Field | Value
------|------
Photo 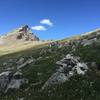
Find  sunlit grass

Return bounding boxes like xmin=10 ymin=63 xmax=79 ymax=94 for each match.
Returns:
xmin=0 ymin=41 xmax=50 ymax=56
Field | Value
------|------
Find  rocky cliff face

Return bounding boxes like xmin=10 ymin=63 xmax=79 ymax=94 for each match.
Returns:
xmin=1 ymin=25 xmax=39 ymax=41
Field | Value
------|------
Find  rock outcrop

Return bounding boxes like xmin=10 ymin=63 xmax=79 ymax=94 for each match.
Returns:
xmin=0 ymin=71 xmax=13 ymax=93
xmin=0 ymin=56 xmax=36 ymax=93
xmin=17 ymin=57 xmax=35 ymax=69
xmin=41 ymin=54 xmax=88 ymax=90
xmin=2 ymin=25 xmax=39 ymax=41
xmin=0 ymin=70 xmax=28 ymax=93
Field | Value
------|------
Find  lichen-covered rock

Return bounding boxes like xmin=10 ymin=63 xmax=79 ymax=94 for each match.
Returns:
xmin=13 ymin=71 xmax=23 ymax=79
xmin=17 ymin=58 xmax=35 ymax=69
xmin=41 ymin=54 xmax=88 ymax=90
xmin=0 ymin=69 xmax=28 ymax=93
xmin=41 ymin=72 xmax=68 ymax=90
xmin=5 ymin=79 xmax=28 ymax=92
xmin=17 ymin=57 xmax=25 ymax=65
xmin=0 ymin=71 xmax=13 ymax=92
xmin=75 ymin=63 xmax=88 ymax=75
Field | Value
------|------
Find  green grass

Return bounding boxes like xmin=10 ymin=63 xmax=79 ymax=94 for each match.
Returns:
xmin=0 ymin=41 xmax=100 ymax=100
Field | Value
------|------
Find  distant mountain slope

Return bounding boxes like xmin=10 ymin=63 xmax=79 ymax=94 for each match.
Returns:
xmin=0 ymin=25 xmax=50 ymax=56
xmin=0 ymin=25 xmax=39 ymax=41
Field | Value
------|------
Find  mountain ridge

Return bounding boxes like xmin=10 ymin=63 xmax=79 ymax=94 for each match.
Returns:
xmin=0 ymin=25 xmax=39 ymax=41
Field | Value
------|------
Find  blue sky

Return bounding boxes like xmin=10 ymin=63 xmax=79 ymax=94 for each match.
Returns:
xmin=0 ymin=0 xmax=100 ymax=40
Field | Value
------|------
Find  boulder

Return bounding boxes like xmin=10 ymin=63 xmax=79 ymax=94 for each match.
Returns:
xmin=0 ymin=70 xmax=28 ymax=93
xmin=41 ymin=72 xmax=68 ymax=90
xmin=75 ymin=63 xmax=88 ymax=75
xmin=0 ymin=71 xmax=13 ymax=92
xmin=17 ymin=57 xmax=25 ymax=65
xmin=5 ymin=79 xmax=28 ymax=92
xmin=41 ymin=54 xmax=88 ymax=90
xmin=13 ymin=71 xmax=23 ymax=79
xmin=17 ymin=58 xmax=35 ymax=69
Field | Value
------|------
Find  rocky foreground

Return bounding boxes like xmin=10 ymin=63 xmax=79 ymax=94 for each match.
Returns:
xmin=0 ymin=54 xmax=88 ymax=93
xmin=41 ymin=54 xmax=88 ymax=90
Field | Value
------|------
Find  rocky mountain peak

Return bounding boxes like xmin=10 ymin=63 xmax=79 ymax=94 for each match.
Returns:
xmin=2 ymin=25 xmax=39 ymax=41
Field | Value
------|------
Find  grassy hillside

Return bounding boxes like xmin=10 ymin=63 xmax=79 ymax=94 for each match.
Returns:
xmin=0 ymin=41 xmax=50 ymax=56
xmin=0 ymin=40 xmax=100 ymax=100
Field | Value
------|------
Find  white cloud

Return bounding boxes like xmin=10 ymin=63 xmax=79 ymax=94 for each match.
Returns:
xmin=40 ymin=19 xmax=53 ymax=26
xmin=31 ymin=25 xmax=46 ymax=31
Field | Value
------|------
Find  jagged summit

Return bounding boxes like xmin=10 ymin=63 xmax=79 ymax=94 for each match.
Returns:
xmin=2 ymin=25 xmax=39 ymax=41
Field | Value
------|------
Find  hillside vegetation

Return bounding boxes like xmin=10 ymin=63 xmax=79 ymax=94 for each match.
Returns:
xmin=0 ymin=28 xmax=100 ymax=100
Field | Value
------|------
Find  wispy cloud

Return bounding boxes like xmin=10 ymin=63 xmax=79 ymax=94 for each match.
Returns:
xmin=40 ymin=19 xmax=53 ymax=26
xmin=31 ymin=25 xmax=46 ymax=31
